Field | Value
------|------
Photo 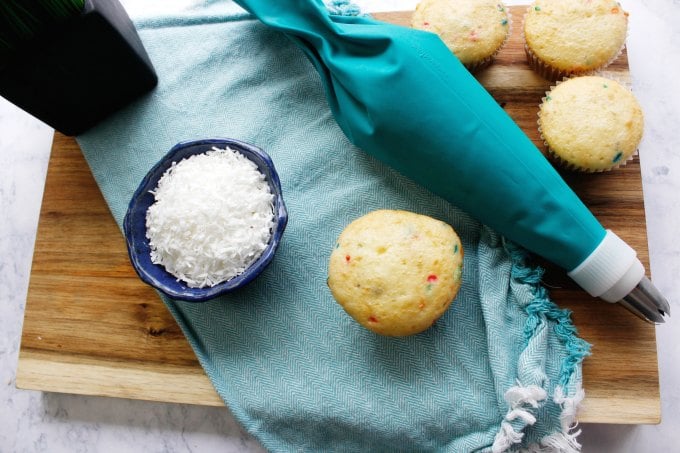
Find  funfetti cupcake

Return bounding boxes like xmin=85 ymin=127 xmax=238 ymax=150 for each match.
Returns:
xmin=328 ymin=210 xmax=464 ymax=337
xmin=523 ymin=0 xmax=628 ymax=81
xmin=412 ymin=0 xmax=510 ymax=72
xmin=538 ymin=76 xmax=644 ymax=172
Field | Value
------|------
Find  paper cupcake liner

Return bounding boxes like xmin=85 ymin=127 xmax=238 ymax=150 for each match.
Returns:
xmin=465 ymin=54 xmax=496 ymax=72
xmin=523 ymin=45 xmax=592 ymax=82
xmin=543 ymin=143 xmax=639 ymax=174
xmin=465 ymin=2 xmax=512 ymax=73
xmin=536 ymin=75 xmax=640 ymax=173
xmin=521 ymin=5 xmax=628 ymax=82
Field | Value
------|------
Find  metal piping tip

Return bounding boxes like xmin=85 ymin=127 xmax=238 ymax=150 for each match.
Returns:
xmin=618 ymin=276 xmax=671 ymax=324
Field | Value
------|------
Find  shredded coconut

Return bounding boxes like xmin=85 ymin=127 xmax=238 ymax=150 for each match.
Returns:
xmin=145 ymin=146 xmax=275 ymax=288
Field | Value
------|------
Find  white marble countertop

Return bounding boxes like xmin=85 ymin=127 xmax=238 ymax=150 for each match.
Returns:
xmin=1 ymin=0 xmax=679 ymax=451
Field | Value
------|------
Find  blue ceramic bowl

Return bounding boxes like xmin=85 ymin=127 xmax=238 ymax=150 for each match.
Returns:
xmin=123 ymin=138 xmax=288 ymax=302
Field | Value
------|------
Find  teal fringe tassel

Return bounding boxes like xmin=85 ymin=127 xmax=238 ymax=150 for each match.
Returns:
xmin=506 ymin=241 xmax=592 ymax=388
xmin=326 ymin=0 xmax=363 ymax=16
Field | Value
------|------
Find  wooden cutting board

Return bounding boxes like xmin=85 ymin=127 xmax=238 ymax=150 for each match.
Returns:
xmin=17 ymin=8 xmax=660 ymax=424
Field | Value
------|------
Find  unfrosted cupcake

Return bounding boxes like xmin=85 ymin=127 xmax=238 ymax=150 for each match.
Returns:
xmin=538 ymin=76 xmax=643 ymax=172
xmin=328 ymin=210 xmax=463 ymax=337
xmin=524 ymin=0 xmax=628 ymax=81
xmin=412 ymin=0 xmax=510 ymax=71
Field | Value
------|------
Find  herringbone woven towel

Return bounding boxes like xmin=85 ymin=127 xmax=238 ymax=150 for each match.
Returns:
xmin=77 ymin=2 xmax=590 ymax=451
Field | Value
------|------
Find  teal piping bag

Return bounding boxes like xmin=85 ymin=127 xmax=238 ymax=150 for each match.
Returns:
xmin=233 ymin=0 xmax=670 ymax=323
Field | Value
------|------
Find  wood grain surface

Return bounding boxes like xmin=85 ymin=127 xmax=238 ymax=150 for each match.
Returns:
xmin=17 ymin=8 xmax=660 ymax=424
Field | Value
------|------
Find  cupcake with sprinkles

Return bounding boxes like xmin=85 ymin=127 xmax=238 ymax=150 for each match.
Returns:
xmin=538 ymin=76 xmax=644 ymax=172
xmin=523 ymin=0 xmax=628 ymax=81
xmin=328 ymin=210 xmax=464 ymax=337
xmin=412 ymin=0 xmax=510 ymax=72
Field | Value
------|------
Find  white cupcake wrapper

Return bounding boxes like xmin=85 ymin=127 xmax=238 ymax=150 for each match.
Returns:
xmin=521 ymin=4 xmax=628 ymax=82
xmin=542 ymin=142 xmax=639 ymax=174
xmin=537 ymin=74 xmax=640 ymax=173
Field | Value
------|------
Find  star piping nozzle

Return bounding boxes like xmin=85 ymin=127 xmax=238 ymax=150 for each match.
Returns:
xmin=619 ymin=276 xmax=671 ymax=324
xmin=569 ymin=230 xmax=670 ymax=323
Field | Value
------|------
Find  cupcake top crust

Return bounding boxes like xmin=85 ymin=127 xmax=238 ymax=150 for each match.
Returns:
xmin=328 ymin=210 xmax=463 ymax=336
xmin=538 ymin=76 xmax=644 ymax=172
xmin=524 ymin=0 xmax=628 ymax=73
xmin=412 ymin=0 xmax=509 ymax=67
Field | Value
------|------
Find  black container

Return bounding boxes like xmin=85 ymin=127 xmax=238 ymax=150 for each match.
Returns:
xmin=0 ymin=0 xmax=158 ymax=136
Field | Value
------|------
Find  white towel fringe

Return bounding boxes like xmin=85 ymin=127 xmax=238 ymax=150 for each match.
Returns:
xmin=519 ymin=384 xmax=586 ymax=453
xmin=492 ymin=384 xmax=585 ymax=453
xmin=492 ymin=384 xmax=547 ymax=453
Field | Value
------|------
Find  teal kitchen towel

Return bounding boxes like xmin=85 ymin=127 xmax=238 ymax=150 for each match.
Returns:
xmin=77 ymin=2 xmax=590 ymax=451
